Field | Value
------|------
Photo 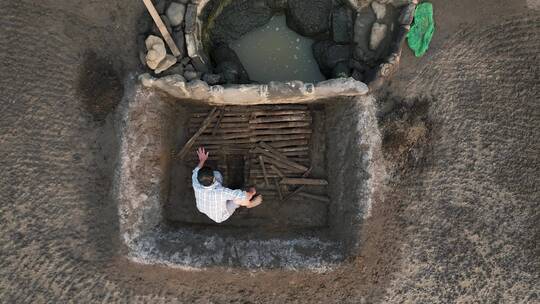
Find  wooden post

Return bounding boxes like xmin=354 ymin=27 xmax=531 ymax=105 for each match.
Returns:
xmin=142 ymin=0 xmax=182 ymax=57
xmin=280 ymin=178 xmax=328 ymax=186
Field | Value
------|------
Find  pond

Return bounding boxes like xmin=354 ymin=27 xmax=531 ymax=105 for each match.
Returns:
xmin=230 ymin=15 xmax=325 ymax=84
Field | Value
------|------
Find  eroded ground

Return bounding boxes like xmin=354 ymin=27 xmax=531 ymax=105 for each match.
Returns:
xmin=1 ymin=0 xmax=538 ymax=303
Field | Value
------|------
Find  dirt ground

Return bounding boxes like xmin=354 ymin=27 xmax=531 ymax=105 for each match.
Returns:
xmin=0 ymin=0 xmax=538 ymax=303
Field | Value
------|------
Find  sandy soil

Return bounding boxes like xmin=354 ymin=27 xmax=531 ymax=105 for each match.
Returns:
xmin=0 ymin=0 xmax=538 ymax=303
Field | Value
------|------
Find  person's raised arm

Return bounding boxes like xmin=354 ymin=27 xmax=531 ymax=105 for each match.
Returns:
xmin=196 ymin=147 xmax=209 ymax=169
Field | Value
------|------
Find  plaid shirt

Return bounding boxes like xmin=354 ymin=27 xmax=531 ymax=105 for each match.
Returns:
xmin=192 ymin=167 xmax=247 ymax=223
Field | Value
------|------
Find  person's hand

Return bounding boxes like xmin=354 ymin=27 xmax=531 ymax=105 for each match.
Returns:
xmin=197 ymin=147 xmax=209 ymax=167
xmin=248 ymin=187 xmax=256 ymax=195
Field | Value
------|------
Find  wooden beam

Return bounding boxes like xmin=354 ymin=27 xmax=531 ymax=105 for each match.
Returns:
xmin=259 ymin=155 xmax=269 ymax=187
xmin=177 ymin=107 xmax=219 ymax=159
xmin=280 ymin=178 xmax=328 ymax=186
xmin=257 ymin=143 xmax=309 ymax=171
xmin=142 ymin=0 xmax=182 ymax=57
xmin=274 ymin=178 xmax=283 ymax=201
xmin=211 ymin=109 xmax=225 ymax=136
xmin=297 ymin=192 xmax=331 ymax=203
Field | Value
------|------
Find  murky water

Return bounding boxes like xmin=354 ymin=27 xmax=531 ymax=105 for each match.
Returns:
xmin=231 ymin=15 xmax=325 ymax=83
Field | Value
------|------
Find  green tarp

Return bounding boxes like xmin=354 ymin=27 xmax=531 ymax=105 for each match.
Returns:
xmin=407 ymin=2 xmax=435 ymax=57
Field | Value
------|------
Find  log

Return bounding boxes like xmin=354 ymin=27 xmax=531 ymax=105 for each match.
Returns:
xmin=252 ymin=149 xmax=307 ymax=173
xmin=254 ymin=134 xmax=310 ymax=142
xmin=251 ymin=128 xmax=312 ymax=136
xmin=178 ymin=107 xmax=219 ymax=158
xmin=283 ymin=185 xmax=305 ymax=202
xmin=251 ymin=110 xmax=309 ymax=117
xmin=280 ymin=178 xmax=328 ymax=186
xmin=248 ymin=122 xmax=311 ymax=129
xmin=259 ymin=156 xmax=269 ymax=187
xmin=271 ymin=165 xmax=285 ymax=178
xmin=211 ymin=109 xmax=225 ymax=136
xmin=249 ymin=115 xmax=311 ymax=124
xmin=274 ymin=178 xmax=283 ymax=201
xmin=256 ymin=143 xmax=309 ymax=171
xmin=142 ymin=0 xmax=181 ymax=57
xmin=297 ymin=192 xmax=331 ymax=203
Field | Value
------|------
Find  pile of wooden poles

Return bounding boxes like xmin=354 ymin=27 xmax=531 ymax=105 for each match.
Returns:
xmin=179 ymin=105 xmax=329 ymax=203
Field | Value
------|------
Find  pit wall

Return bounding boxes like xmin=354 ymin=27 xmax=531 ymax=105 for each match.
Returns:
xmin=116 ymin=85 xmax=348 ymax=269
xmin=326 ymin=95 xmax=385 ymax=254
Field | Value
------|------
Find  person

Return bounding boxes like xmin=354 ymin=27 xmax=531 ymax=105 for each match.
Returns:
xmin=192 ymin=147 xmax=262 ymax=223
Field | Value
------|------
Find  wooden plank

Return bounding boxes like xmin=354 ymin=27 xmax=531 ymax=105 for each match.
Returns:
xmin=256 ymin=143 xmax=309 ymax=171
xmin=142 ymin=0 xmax=181 ymax=57
xmin=297 ymin=192 xmax=331 ymax=203
xmin=280 ymin=178 xmax=328 ymax=186
xmin=253 ymin=148 xmax=307 ymax=173
xmin=211 ymin=109 xmax=225 ymax=136
xmin=274 ymin=178 xmax=283 ymax=201
xmin=259 ymin=156 xmax=269 ymax=187
xmin=248 ymin=122 xmax=311 ymax=129
xmin=251 ymin=110 xmax=309 ymax=117
xmin=271 ymin=165 xmax=285 ymax=178
xmin=249 ymin=115 xmax=311 ymax=124
xmin=177 ymin=107 xmax=219 ymax=159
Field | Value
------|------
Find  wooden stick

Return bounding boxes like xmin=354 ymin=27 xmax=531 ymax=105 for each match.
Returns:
xmin=251 ymin=128 xmax=312 ymax=136
xmin=249 ymin=115 xmax=311 ymax=124
xmin=251 ymin=110 xmax=309 ymax=116
xmin=142 ymin=0 xmax=181 ymax=57
xmin=280 ymin=178 xmax=328 ymax=186
xmin=257 ymin=143 xmax=309 ymax=171
xmin=271 ymin=165 xmax=285 ymax=178
xmin=274 ymin=178 xmax=283 ymax=201
xmin=259 ymin=156 xmax=269 ymax=187
xmin=253 ymin=151 xmax=306 ymax=173
xmin=283 ymin=186 xmax=305 ymax=202
xmin=211 ymin=109 xmax=225 ymax=136
xmin=297 ymin=192 xmax=331 ymax=203
xmin=177 ymin=107 xmax=219 ymax=159
xmin=248 ymin=122 xmax=311 ymax=129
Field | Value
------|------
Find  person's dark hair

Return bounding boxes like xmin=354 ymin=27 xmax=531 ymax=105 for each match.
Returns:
xmin=197 ymin=166 xmax=215 ymax=186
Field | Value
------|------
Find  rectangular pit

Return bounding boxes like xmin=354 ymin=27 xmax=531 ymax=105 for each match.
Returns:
xmin=117 ymin=88 xmax=380 ymax=268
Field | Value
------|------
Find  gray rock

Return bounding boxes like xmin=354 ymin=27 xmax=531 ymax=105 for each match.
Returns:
xmin=154 ymin=0 xmax=167 ymax=14
xmin=177 ymin=0 xmax=190 ymax=4
xmin=351 ymin=69 xmax=364 ymax=81
xmin=266 ymin=0 xmax=288 ymax=10
xmin=180 ymin=57 xmax=191 ymax=65
xmin=154 ymin=54 xmax=177 ymax=74
xmin=286 ymin=0 xmax=332 ymax=38
xmin=184 ymin=64 xmax=195 ymax=71
xmin=211 ymin=44 xmax=250 ymax=83
xmin=184 ymin=4 xmax=198 ymax=34
xmin=325 ymin=44 xmax=352 ymax=68
xmin=353 ymin=6 xmax=376 ymax=48
xmin=162 ymin=63 xmax=184 ymax=76
xmin=190 ymin=54 xmax=210 ymax=73
xmin=332 ymin=61 xmax=351 ymax=78
xmin=332 ymin=6 xmax=353 ymax=43
xmin=371 ymin=1 xmax=387 ymax=20
xmin=207 ymin=0 xmax=273 ymax=45
xmin=172 ymin=29 xmax=186 ymax=58
xmin=166 ymin=2 xmax=186 ymax=27
xmin=145 ymin=35 xmax=167 ymax=70
xmin=369 ymin=22 xmax=387 ymax=50
xmin=184 ymin=70 xmax=201 ymax=81
xmin=312 ymin=40 xmax=335 ymax=77
xmin=202 ymin=73 xmax=224 ymax=85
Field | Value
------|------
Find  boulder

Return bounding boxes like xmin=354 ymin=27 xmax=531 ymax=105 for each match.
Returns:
xmin=353 ymin=6 xmax=376 ymax=48
xmin=312 ymin=40 xmax=335 ymax=76
xmin=154 ymin=54 xmax=177 ymax=74
xmin=145 ymin=35 xmax=167 ymax=70
xmin=371 ymin=1 xmax=387 ymax=20
xmin=211 ymin=44 xmax=250 ymax=83
xmin=398 ymin=3 xmax=416 ymax=25
xmin=202 ymin=73 xmax=224 ymax=85
xmin=162 ymin=63 xmax=184 ymax=76
xmin=332 ymin=6 xmax=353 ymax=43
xmin=369 ymin=22 xmax=387 ymax=50
xmin=325 ymin=44 xmax=352 ymax=68
xmin=332 ymin=61 xmax=351 ymax=78
xmin=184 ymin=4 xmax=198 ymax=34
xmin=266 ymin=0 xmax=288 ymax=10
xmin=166 ymin=2 xmax=186 ymax=27
xmin=172 ymin=29 xmax=186 ymax=58
xmin=154 ymin=0 xmax=167 ymax=14
xmin=207 ymin=0 xmax=273 ymax=45
xmin=286 ymin=0 xmax=332 ymax=38
xmin=184 ymin=70 xmax=202 ymax=81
